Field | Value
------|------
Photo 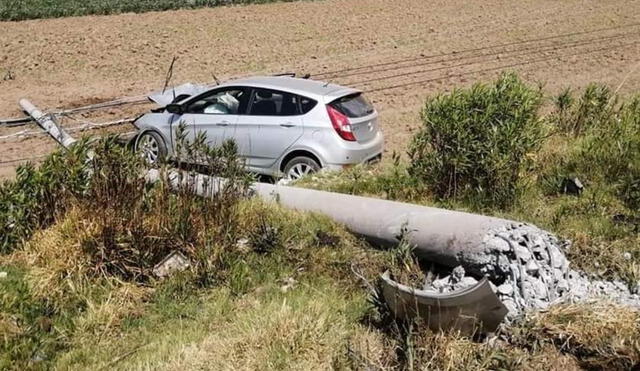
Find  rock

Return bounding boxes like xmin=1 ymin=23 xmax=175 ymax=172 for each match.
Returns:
xmin=532 ymin=279 xmax=548 ymax=298
xmin=497 ymin=283 xmax=513 ymax=296
xmin=0 ymin=271 xmax=7 ymax=279
xmin=562 ymin=177 xmax=584 ymax=196
xmin=525 ymin=260 xmax=539 ymax=276
xmin=623 ymin=252 xmax=632 ymax=260
xmin=490 ymin=237 xmax=511 ymax=252
xmin=280 ymin=277 xmax=297 ymax=293
xmin=549 ymin=247 xmax=566 ymax=268
xmin=556 ymin=279 xmax=569 ymax=293
xmin=502 ymin=299 xmax=518 ymax=314
xmin=514 ymin=245 xmax=532 ymax=263
xmin=458 ymin=276 xmax=479 ymax=289
xmin=152 ymin=251 xmax=190 ymax=278
xmin=430 ymin=277 xmax=450 ymax=292
xmin=553 ymin=269 xmax=565 ymax=282
xmin=451 ymin=266 xmax=466 ymax=282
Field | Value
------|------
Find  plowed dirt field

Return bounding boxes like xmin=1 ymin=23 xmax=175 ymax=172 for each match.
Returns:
xmin=1 ymin=0 xmax=639 ymax=178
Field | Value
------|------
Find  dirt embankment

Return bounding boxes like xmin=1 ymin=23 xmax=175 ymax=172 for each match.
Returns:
xmin=1 ymin=0 xmax=639 ymax=178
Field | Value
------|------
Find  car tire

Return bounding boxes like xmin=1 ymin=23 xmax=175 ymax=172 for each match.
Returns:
xmin=283 ymin=156 xmax=321 ymax=180
xmin=135 ymin=131 xmax=167 ymax=165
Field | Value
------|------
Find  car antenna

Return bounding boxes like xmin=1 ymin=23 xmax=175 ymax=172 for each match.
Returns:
xmin=212 ymin=73 xmax=220 ymax=86
xmin=162 ymin=56 xmax=178 ymax=94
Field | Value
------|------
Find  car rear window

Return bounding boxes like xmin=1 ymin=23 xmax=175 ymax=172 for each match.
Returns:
xmin=330 ymin=93 xmax=374 ymax=118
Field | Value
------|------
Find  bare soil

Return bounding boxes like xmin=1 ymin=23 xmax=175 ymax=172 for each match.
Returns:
xmin=1 ymin=0 xmax=639 ymax=179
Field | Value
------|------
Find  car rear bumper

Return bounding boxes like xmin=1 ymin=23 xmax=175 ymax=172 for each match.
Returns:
xmin=323 ymin=131 xmax=384 ymax=169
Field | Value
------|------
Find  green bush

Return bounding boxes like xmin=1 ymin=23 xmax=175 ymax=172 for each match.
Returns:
xmin=552 ymin=84 xmax=615 ymax=135
xmin=0 ymin=141 xmax=92 ymax=253
xmin=0 ymin=130 xmax=252 ymax=283
xmin=408 ymin=73 xmax=545 ymax=208
xmin=545 ymin=93 xmax=640 ymax=208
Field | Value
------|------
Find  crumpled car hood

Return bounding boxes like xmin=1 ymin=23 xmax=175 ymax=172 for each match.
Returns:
xmin=148 ymin=83 xmax=209 ymax=106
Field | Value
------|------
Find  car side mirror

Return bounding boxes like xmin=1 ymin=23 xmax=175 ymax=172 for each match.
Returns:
xmin=166 ymin=104 xmax=183 ymax=114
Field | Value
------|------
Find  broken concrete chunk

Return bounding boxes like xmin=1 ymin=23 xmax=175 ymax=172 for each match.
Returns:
xmin=490 ymin=236 xmax=511 ymax=252
xmin=451 ymin=266 xmax=466 ymax=283
xmin=514 ymin=245 xmax=532 ymax=263
xmin=497 ymin=283 xmax=514 ymax=296
xmin=525 ymin=260 xmax=539 ymax=275
xmin=153 ymin=251 xmax=190 ymax=278
xmin=556 ymin=279 xmax=569 ymax=293
xmin=380 ymin=271 xmax=507 ymax=335
xmin=459 ymin=276 xmax=479 ymax=288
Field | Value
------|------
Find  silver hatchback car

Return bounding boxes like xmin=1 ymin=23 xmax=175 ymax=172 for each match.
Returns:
xmin=133 ymin=76 xmax=384 ymax=179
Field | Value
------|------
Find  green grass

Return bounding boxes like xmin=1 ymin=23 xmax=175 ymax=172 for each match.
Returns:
xmin=0 ymin=0 xmax=302 ymax=22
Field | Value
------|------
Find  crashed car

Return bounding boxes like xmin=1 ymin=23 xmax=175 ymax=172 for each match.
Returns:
xmin=134 ymin=75 xmax=384 ymax=180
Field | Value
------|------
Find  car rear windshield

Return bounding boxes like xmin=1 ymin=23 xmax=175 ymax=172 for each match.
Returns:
xmin=329 ymin=93 xmax=374 ymax=118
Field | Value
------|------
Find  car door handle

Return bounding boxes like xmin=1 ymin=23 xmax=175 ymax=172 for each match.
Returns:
xmin=217 ymin=121 xmax=230 ymax=127
xmin=280 ymin=123 xmax=296 ymax=128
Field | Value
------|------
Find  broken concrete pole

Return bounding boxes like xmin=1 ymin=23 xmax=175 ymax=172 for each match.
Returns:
xmin=148 ymin=170 xmax=640 ymax=320
xmin=19 ymin=99 xmax=76 ymax=148
xmin=147 ymin=169 xmax=526 ymax=278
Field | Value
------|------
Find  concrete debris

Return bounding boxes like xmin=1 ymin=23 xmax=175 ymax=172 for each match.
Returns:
xmin=152 ymin=251 xmax=190 ymax=278
xmin=382 ymin=271 xmax=507 ymax=335
xmin=423 ymin=224 xmax=640 ymax=321
xmin=280 ymin=277 xmax=297 ymax=293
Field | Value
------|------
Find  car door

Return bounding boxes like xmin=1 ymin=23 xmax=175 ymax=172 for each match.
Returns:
xmin=235 ymin=88 xmax=304 ymax=169
xmin=177 ymin=86 xmax=250 ymax=151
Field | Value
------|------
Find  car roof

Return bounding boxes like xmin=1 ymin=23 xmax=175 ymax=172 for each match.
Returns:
xmin=220 ymin=76 xmax=361 ymax=103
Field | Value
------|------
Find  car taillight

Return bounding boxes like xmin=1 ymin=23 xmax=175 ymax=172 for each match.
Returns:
xmin=326 ymin=105 xmax=356 ymax=141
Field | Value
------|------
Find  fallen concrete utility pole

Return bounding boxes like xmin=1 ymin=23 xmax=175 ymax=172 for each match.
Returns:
xmin=19 ymin=99 xmax=77 ymax=148
xmin=145 ymin=168 xmax=520 ymax=277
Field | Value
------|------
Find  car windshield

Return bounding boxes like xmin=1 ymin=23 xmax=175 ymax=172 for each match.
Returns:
xmin=330 ymin=93 xmax=374 ymax=118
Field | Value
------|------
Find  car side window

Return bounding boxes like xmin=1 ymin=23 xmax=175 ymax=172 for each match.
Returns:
xmin=249 ymin=88 xmax=300 ymax=116
xmin=299 ymin=95 xmax=317 ymax=114
xmin=185 ymin=87 xmax=249 ymax=115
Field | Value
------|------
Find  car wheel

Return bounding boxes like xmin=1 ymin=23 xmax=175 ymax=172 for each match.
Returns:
xmin=135 ymin=131 xmax=167 ymax=165
xmin=284 ymin=156 xmax=320 ymax=180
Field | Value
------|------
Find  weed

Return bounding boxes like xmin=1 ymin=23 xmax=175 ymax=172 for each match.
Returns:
xmin=408 ymin=72 xmax=545 ymax=208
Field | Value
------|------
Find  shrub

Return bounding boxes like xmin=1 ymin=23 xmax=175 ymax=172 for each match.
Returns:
xmin=545 ymin=93 xmax=640 ymax=206
xmin=552 ymin=83 xmax=615 ymax=135
xmin=1 ymin=128 xmax=252 ymax=283
xmin=0 ymin=141 xmax=92 ymax=253
xmin=408 ymin=72 xmax=545 ymax=208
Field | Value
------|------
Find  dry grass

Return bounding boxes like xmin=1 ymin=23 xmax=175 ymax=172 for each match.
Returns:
xmin=516 ymin=302 xmax=640 ymax=370
xmin=162 ymin=285 xmax=365 ymax=370
xmin=2 ymin=208 xmax=93 ymax=305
